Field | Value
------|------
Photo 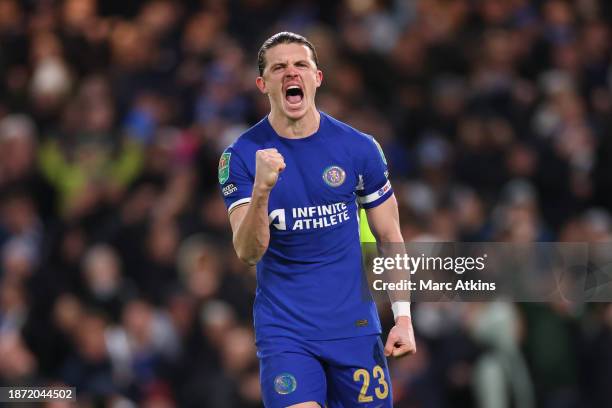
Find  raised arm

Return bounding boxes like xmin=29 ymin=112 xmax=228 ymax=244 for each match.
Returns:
xmin=229 ymin=148 xmax=285 ymax=265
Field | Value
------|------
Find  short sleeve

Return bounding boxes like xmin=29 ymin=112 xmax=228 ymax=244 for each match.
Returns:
xmin=218 ymin=147 xmax=253 ymax=213
xmin=356 ymin=136 xmax=393 ymax=209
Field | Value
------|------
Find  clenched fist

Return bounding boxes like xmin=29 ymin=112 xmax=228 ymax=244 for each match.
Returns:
xmin=255 ymin=148 xmax=286 ymax=191
xmin=384 ymin=316 xmax=417 ymax=358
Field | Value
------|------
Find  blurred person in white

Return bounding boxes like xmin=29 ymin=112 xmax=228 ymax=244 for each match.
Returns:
xmin=81 ymin=244 xmax=136 ymax=322
xmin=467 ymin=302 xmax=534 ymax=408
xmin=28 ymin=29 xmax=73 ymax=126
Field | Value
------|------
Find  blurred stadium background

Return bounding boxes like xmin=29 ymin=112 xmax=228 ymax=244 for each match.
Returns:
xmin=0 ymin=0 xmax=612 ymax=407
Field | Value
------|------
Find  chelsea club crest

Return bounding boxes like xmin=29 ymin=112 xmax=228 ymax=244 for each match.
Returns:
xmin=323 ymin=165 xmax=346 ymax=187
xmin=274 ymin=373 xmax=297 ymax=394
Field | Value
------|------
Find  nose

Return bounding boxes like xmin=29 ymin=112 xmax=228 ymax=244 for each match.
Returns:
xmin=285 ymin=65 xmax=299 ymax=77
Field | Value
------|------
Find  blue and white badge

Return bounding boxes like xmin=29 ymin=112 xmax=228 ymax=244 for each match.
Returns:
xmin=323 ymin=165 xmax=346 ymax=187
xmin=274 ymin=373 xmax=297 ymax=395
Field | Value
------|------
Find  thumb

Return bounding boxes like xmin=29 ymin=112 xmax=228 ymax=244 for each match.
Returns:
xmin=384 ymin=333 xmax=396 ymax=357
xmin=392 ymin=344 xmax=410 ymax=358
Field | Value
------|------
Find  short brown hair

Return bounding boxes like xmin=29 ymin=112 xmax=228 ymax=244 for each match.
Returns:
xmin=257 ymin=32 xmax=319 ymax=76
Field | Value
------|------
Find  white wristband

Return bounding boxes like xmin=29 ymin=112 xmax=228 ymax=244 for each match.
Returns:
xmin=391 ymin=301 xmax=411 ymax=320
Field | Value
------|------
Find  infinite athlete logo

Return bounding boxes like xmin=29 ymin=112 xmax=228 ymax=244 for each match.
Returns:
xmin=323 ymin=165 xmax=346 ymax=187
xmin=274 ymin=373 xmax=297 ymax=395
xmin=269 ymin=203 xmax=350 ymax=231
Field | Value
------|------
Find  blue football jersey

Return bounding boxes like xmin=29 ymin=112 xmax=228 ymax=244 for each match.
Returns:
xmin=219 ymin=112 xmax=393 ymax=342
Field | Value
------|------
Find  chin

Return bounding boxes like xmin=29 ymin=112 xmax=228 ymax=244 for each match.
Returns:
xmin=284 ymin=110 xmax=306 ymax=121
xmin=281 ymin=102 xmax=310 ymax=120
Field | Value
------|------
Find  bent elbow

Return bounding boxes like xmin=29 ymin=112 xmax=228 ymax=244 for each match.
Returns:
xmin=238 ymin=253 xmax=259 ymax=266
xmin=234 ymin=243 xmax=263 ymax=266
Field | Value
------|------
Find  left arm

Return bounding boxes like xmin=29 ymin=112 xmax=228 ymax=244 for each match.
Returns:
xmin=366 ymin=194 xmax=417 ymax=358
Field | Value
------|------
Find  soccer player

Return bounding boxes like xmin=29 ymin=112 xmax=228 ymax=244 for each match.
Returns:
xmin=219 ymin=32 xmax=416 ymax=407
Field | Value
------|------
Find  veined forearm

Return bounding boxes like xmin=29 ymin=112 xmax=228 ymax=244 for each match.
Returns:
xmin=233 ymin=187 xmax=271 ymax=265
xmin=377 ymin=234 xmax=411 ymax=311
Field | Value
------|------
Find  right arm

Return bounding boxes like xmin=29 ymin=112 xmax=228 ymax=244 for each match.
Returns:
xmin=229 ymin=149 xmax=285 ymax=265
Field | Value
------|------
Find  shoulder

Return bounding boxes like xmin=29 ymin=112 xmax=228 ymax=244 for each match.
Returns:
xmin=322 ymin=112 xmax=376 ymax=149
xmin=223 ymin=117 xmax=270 ymax=157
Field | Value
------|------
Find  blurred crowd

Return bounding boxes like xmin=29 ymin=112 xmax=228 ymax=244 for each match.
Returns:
xmin=0 ymin=0 xmax=612 ymax=407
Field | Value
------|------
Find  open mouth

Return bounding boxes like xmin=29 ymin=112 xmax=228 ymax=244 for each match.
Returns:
xmin=285 ymin=85 xmax=304 ymax=105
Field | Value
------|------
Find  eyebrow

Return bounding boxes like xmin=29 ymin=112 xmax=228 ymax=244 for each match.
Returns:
xmin=269 ymin=59 xmax=310 ymax=69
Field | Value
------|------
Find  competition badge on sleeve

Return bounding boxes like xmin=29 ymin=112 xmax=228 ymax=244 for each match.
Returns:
xmin=218 ymin=152 xmax=231 ymax=184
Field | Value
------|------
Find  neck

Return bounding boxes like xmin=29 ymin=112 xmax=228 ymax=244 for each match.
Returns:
xmin=268 ymin=107 xmax=320 ymax=139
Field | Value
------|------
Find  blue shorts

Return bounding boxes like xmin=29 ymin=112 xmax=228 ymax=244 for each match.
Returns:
xmin=258 ymin=335 xmax=392 ymax=407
